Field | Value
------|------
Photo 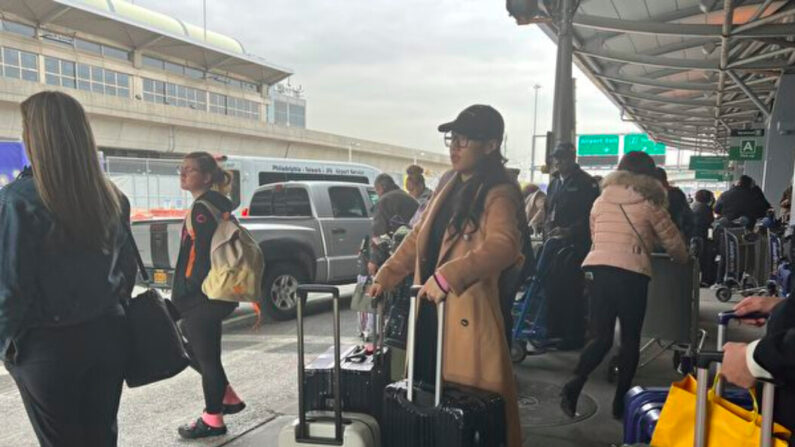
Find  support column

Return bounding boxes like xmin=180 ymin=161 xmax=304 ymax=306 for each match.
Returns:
xmin=762 ymin=74 xmax=795 ymax=209
xmin=743 ymin=160 xmax=764 ymax=184
xmin=551 ymin=0 xmax=575 ymax=153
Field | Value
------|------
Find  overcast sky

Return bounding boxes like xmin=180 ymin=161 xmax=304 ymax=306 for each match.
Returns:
xmin=134 ymin=0 xmax=639 ymax=166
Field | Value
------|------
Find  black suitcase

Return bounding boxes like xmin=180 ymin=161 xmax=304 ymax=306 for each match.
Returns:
xmin=382 ymin=286 xmax=507 ymax=447
xmin=303 ymin=290 xmax=391 ymax=423
xmin=303 ymin=343 xmax=391 ymax=422
xmin=383 ymin=277 xmax=412 ymax=350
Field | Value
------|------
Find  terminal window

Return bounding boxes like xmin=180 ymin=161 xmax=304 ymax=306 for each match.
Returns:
xmin=209 ymin=92 xmax=260 ymax=120
xmin=45 ymin=57 xmax=76 ymax=89
xmin=144 ymin=78 xmax=206 ymax=110
xmin=274 ymin=101 xmax=288 ymax=125
xmin=74 ymin=63 xmax=130 ymax=97
xmin=1 ymin=48 xmax=38 ymax=82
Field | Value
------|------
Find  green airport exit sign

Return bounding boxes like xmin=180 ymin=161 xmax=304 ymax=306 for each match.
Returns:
xmin=624 ymin=134 xmax=666 ymax=155
xmin=577 ymin=134 xmax=620 ymax=157
xmin=689 ymin=156 xmax=729 ymax=171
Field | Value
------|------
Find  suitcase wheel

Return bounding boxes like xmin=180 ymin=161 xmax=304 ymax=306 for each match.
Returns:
xmin=715 ymin=286 xmax=732 ymax=302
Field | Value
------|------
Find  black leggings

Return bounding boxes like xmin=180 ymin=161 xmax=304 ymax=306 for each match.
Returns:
xmin=7 ymin=313 xmax=128 ymax=447
xmin=574 ymin=267 xmax=649 ymax=401
xmin=180 ymin=301 xmax=236 ymax=414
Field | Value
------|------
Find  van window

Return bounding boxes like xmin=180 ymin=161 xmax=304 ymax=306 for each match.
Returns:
xmin=329 ymin=187 xmax=368 ymax=218
xmin=250 ymin=187 xmax=312 ymax=217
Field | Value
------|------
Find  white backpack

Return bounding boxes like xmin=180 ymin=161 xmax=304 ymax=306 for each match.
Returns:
xmin=186 ymin=200 xmax=265 ymax=303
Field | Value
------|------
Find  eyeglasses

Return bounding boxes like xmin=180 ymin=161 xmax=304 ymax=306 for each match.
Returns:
xmin=443 ymin=132 xmax=478 ymax=149
xmin=177 ymin=167 xmax=200 ymax=176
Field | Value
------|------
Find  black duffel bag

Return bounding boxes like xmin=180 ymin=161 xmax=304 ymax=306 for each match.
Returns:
xmin=123 ymin=227 xmax=189 ymax=388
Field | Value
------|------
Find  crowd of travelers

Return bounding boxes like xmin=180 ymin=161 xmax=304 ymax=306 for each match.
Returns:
xmin=0 ymin=92 xmax=793 ymax=446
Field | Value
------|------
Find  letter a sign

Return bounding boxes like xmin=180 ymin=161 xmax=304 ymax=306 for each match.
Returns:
xmin=729 ymin=129 xmax=764 ymax=160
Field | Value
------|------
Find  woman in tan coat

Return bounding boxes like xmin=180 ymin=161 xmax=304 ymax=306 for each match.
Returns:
xmin=560 ymin=151 xmax=688 ymax=420
xmin=370 ymin=105 xmax=525 ymax=446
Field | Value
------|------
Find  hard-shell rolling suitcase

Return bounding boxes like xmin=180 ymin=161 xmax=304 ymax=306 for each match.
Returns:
xmin=622 ymin=386 xmax=754 ymax=444
xmin=303 ymin=292 xmax=391 ymax=423
xmin=278 ymin=285 xmax=381 ymax=447
xmin=303 ymin=343 xmax=391 ymax=423
xmin=381 ymin=286 xmax=507 ymax=447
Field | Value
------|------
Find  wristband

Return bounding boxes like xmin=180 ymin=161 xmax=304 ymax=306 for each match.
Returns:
xmin=433 ymin=272 xmax=451 ymax=294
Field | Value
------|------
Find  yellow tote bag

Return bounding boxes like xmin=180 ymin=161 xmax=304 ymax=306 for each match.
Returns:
xmin=650 ymin=375 xmax=791 ymax=447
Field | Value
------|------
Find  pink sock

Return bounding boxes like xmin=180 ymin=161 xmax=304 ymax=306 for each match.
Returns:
xmin=223 ymin=385 xmax=243 ymax=405
xmin=202 ymin=412 xmax=224 ymax=428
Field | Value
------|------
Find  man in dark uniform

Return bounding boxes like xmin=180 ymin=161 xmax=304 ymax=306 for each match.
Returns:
xmin=543 ymin=143 xmax=600 ymax=350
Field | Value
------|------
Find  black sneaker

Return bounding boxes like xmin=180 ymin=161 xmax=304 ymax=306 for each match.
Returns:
xmin=178 ymin=417 xmax=227 ymax=439
xmin=559 ymin=379 xmax=584 ymax=419
xmin=223 ymin=402 xmax=246 ymax=415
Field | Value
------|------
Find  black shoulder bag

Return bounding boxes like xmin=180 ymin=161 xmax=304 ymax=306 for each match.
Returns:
xmin=122 ymin=226 xmax=190 ymax=387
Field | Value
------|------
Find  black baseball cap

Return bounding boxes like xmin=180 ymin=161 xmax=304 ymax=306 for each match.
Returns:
xmin=438 ymin=105 xmax=504 ymax=140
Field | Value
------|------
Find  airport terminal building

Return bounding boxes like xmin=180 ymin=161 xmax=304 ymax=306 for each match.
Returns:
xmin=0 ymin=0 xmax=447 ymax=174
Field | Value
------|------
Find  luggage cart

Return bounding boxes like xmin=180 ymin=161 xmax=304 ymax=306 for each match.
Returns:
xmin=607 ymin=253 xmax=706 ymax=383
xmin=509 ymin=236 xmax=575 ymax=363
xmin=714 ymin=223 xmax=767 ymax=302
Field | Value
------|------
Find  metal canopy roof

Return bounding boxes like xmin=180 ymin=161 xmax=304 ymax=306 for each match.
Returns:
xmin=538 ymin=0 xmax=795 ymax=152
xmin=0 ymin=0 xmax=292 ymax=85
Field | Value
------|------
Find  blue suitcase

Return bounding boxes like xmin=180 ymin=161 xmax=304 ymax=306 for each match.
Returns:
xmin=622 ymin=386 xmax=753 ymax=444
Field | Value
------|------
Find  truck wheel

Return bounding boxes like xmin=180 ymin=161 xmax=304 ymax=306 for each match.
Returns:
xmin=262 ymin=263 xmax=308 ymax=321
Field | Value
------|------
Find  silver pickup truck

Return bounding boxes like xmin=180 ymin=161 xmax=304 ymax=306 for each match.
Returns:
xmin=131 ymin=181 xmax=377 ymax=320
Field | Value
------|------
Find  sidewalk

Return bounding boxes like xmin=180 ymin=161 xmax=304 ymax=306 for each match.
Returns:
xmin=225 ymin=289 xmax=765 ymax=447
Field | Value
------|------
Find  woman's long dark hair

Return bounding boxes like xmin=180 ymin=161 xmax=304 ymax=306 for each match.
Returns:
xmin=447 ymin=149 xmax=527 ymax=238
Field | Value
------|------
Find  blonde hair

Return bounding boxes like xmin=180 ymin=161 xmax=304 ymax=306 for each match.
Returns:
xmin=184 ymin=151 xmax=233 ymax=195
xmin=20 ymin=91 xmax=122 ymax=251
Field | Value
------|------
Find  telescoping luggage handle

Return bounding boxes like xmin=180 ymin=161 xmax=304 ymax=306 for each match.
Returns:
xmin=695 ymin=352 xmax=777 ymax=447
xmin=714 ymin=310 xmax=769 ymax=397
xmin=406 ymin=285 xmax=445 ymax=407
xmin=295 ymin=285 xmax=343 ymax=445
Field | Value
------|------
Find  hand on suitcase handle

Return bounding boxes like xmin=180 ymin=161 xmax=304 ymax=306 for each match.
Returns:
xmin=718 ymin=309 xmax=769 ymax=326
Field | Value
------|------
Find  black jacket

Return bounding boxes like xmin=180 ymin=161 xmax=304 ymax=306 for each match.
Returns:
xmin=714 ymin=185 xmax=771 ymax=224
xmin=668 ymin=186 xmax=696 ymax=241
xmin=754 ymin=296 xmax=795 ymax=432
xmin=0 ymin=169 xmax=136 ymax=363
xmin=544 ymin=165 xmax=600 ymax=249
xmin=370 ymin=188 xmax=418 ymax=266
xmin=691 ymin=202 xmax=715 ymax=240
xmin=172 ymin=190 xmax=234 ymax=313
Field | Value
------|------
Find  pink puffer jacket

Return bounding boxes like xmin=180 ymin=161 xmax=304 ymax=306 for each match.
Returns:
xmin=583 ymin=171 xmax=688 ymax=277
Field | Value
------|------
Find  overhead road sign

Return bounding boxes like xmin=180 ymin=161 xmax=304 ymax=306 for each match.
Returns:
xmin=624 ymin=134 xmax=666 ymax=155
xmin=577 ymin=134 xmax=619 ymax=156
xmin=624 ymin=134 xmax=665 ymax=166
xmin=695 ymin=171 xmax=733 ymax=182
xmin=689 ymin=156 xmax=729 ymax=172
xmin=577 ymin=134 xmax=619 ymax=166
xmin=728 ymin=129 xmax=764 ymax=161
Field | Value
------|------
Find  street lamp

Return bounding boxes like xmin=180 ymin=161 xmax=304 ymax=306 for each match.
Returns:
xmin=530 ymin=84 xmax=541 ymax=182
